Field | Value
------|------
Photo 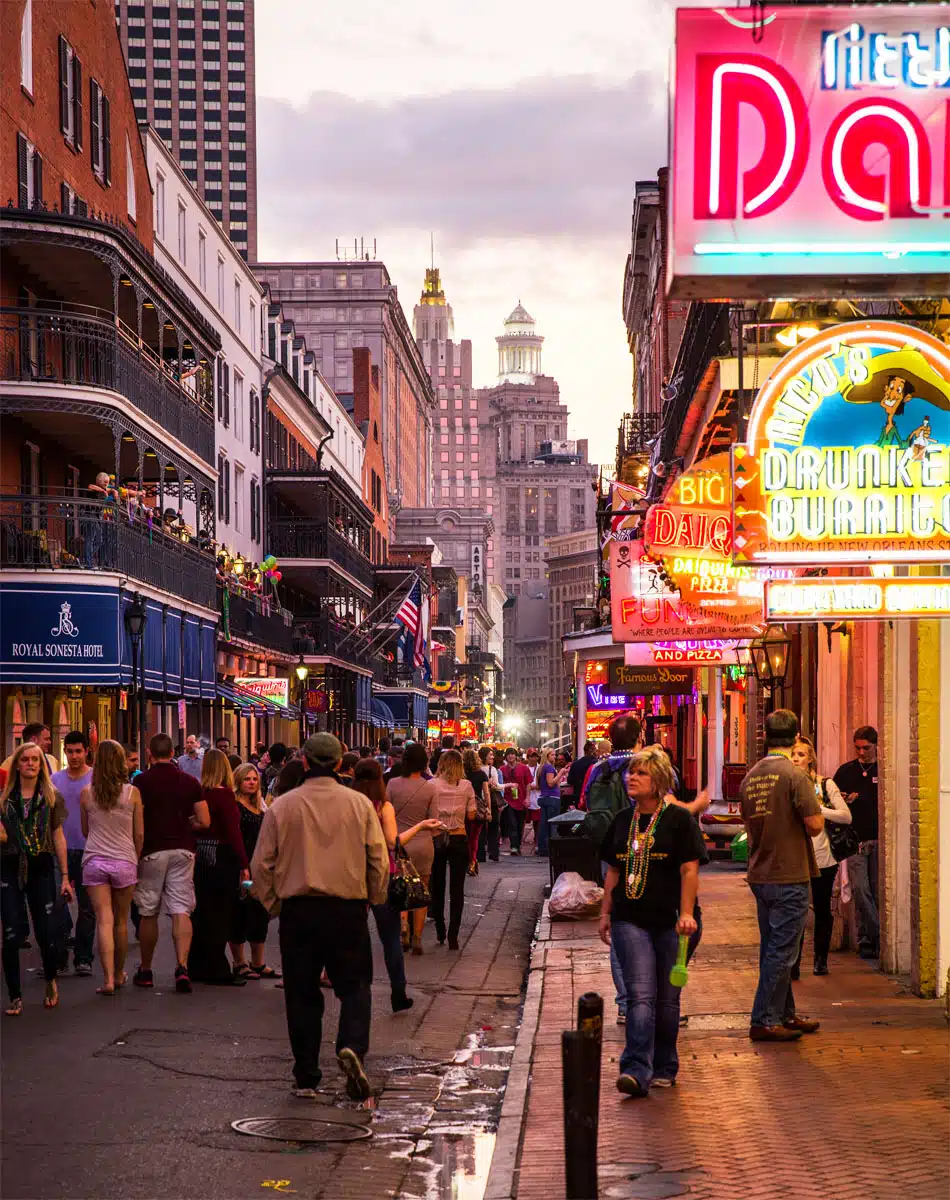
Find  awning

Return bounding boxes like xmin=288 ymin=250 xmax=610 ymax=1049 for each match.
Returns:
xmin=218 ymin=681 xmax=300 ymax=720
xmin=371 ymin=697 xmax=395 ymax=730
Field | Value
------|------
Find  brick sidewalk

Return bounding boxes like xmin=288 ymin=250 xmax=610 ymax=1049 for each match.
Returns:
xmin=509 ymin=864 xmax=949 ymax=1200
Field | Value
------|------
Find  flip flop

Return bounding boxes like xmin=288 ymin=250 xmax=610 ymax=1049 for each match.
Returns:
xmin=251 ymin=964 xmax=282 ymax=979
xmin=97 ymin=985 xmax=115 ymax=996
xmin=44 ymin=981 xmax=59 ymax=1009
xmin=5 ymin=999 xmax=23 ymax=1016
xmin=115 ymin=972 xmax=128 ymax=988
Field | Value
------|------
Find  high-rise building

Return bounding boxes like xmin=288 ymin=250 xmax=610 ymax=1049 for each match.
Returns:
xmin=547 ymin=529 xmax=599 ymax=716
xmin=252 ymin=259 xmax=434 ymax=521
xmin=114 ymin=0 xmax=258 ymax=261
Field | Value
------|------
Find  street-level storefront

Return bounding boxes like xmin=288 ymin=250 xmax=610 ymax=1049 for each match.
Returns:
xmin=216 ymin=668 xmax=298 ymax=757
xmin=1 ymin=577 xmax=217 ymax=760
xmin=299 ymin=662 xmax=374 ymax=750
xmin=374 ymin=688 xmax=429 ymax=742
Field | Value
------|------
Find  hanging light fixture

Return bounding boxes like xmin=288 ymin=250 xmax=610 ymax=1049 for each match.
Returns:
xmin=751 ymin=624 xmax=792 ymax=688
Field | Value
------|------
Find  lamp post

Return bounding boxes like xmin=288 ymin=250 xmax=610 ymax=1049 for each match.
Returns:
xmin=124 ymin=593 xmax=148 ymax=763
xmin=750 ymin=624 xmax=792 ymax=714
xmin=295 ymin=655 xmax=310 ymax=748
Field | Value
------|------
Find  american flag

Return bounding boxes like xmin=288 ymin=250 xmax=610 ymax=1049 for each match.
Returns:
xmin=394 ymin=579 xmax=430 ymax=676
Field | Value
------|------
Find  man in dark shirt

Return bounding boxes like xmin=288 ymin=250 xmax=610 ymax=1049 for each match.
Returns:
xmin=564 ymin=741 xmax=597 ymax=811
xmin=833 ymin=726 xmax=880 ymax=958
xmin=133 ymin=734 xmax=209 ymax=993
xmin=739 ymin=709 xmax=823 ymax=1042
xmin=429 ymin=734 xmax=454 ymax=776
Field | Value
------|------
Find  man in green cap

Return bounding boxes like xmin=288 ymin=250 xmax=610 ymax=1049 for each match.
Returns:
xmin=251 ymin=732 xmax=390 ymax=1100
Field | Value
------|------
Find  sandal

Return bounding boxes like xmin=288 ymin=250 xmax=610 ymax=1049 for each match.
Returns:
xmin=115 ymin=971 xmax=128 ymax=988
xmin=251 ymin=964 xmax=282 ymax=979
xmin=44 ymin=981 xmax=59 ymax=1009
xmin=233 ymin=963 xmax=254 ymax=980
xmin=97 ymin=985 xmax=115 ymax=996
xmin=5 ymin=998 xmax=23 ymax=1016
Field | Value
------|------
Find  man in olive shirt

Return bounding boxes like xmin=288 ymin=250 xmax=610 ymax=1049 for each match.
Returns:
xmin=739 ymin=710 xmax=824 ymax=1043
xmin=252 ymin=732 xmax=389 ymax=1102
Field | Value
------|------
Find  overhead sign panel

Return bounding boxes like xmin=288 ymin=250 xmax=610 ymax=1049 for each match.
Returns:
xmin=733 ymin=321 xmax=950 ymax=565
xmin=767 ymin=577 xmax=950 ymax=620
xmin=670 ymin=5 xmax=950 ymax=298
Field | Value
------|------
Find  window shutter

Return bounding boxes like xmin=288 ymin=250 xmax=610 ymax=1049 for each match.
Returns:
xmin=60 ymin=182 xmax=69 ymax=213
xmin=224 ymin=461 xmax=231 ymax=524
xmin=17 ymin=134 xmax=29 ymax=208
xmin=58 ymin=37 xmax=70 ymax=134
xmin=76 ymin=197 xmax=87 ymax=217
xmin=72 ymin=55 xmax=83 ymax=151
xmin=90 ymin=80 xmax=100 ymax=173
xmin=102 ymin=95 xmax=111 ymax=184
xmin=216 ymin=357 xmax=222 ymax=419
xmin=32 ymin=152 xmax=42 ymax=206
xmin=223 ymin=363 xmax=230 ymax=428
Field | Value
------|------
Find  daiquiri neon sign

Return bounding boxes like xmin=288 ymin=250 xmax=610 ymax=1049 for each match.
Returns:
xmin=733 ymin=321 xmax=950 ymax=564
xmin=670 ymin=5 xmax=950 ymax=298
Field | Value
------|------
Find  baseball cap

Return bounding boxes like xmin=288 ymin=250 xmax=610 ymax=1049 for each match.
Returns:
xmin=302 ymin=733 xmax=343 ymax=763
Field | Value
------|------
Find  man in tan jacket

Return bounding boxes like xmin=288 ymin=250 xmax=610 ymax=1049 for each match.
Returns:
xmin=251 ymin=732 xmax=389 ymax=1100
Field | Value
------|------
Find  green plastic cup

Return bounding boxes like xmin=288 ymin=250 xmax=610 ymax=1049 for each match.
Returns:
xmin=669 ymin=934 xmax=689 ymax=988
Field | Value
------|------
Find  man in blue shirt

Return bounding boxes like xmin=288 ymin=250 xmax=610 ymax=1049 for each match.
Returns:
xmin=51 ymin=731 xmax=95 ymax=976
xmin=177 ymin=734 xmax=204 ymax=781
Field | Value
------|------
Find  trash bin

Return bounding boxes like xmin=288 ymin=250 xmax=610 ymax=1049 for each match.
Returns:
xmin=549 ymin=809 xmax=601 ymax=888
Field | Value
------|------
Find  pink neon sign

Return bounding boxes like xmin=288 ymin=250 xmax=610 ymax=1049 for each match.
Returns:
xmin=670 ymin=5 xmax=950 ymax=299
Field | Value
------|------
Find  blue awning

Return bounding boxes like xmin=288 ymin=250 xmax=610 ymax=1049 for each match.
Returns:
xmin=231 ymin=681 xmax=300 ymax=720
xmin=218 ymin=680 xmax=268 ymax=717
xmin=371 ymin=697 xmax=395 ymax=730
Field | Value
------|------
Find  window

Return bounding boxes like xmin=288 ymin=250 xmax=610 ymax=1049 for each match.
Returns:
xmin=58 ymin=36 xmax=82 ymax=151
xmin=248 ymin=298 xmax=255 ymax=345
xmin=216 ymin=255 xmax=224 ymax=307
xmin=233 ymin=279 xmax=241 ymax=331
xmin=177 ymin=200 xmax=187 ymax=262
xmin=250 ymin=479 xmax=261 ymax=541
xmin=233 ymin=465 xmax=244 ymax=532
xmin=155 ymin=173 xmax=165 ymax=237
xmin=20 ymin=0 xmax=32 ymax=93
xmin=233 ymin=371 xmax=244 ymax=439
xmin=217 ymin=358 xmax=230 ymax=427
xmin=217 ymin=453 xmax=230 ymax=523
xmin=249 ymin=389 xmax=260 ymax=453
xmin=16 ymin=133 xmax=42 ymax=208
xmin=335 ymin=272 xmax=347 ymax=288
xmin=59 ymin=182 xmax=86 ymax=216
xmin=198 ymin=228 xmax=207 ymax=289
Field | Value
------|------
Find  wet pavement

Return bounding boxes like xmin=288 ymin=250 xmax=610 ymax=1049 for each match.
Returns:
xmin=1 ymin=857 xmax=546 ymax=1199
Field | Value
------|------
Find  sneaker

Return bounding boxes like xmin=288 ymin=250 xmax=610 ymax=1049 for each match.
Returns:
xmin=74 ymin=963 xmax=93 ymax=977
xmin=337 ymin=1047 xmax=371 ymax=1101
xmin=174 ymin=965 xmax=192 ymax=994
xmin=132 ymin=966 xmax=154 ymax=988
xmin=616 ymin=1074 xmax=646 ymax=1097
xmin=783 ymin=1014 xmax=820 ymax=1034
xmin=292 ymin=1086 xmax=320 ymax=1100
xmin=652 ymin=1077 xmax=676 ymax=1088
xmin=749 ymin=1024 xmax=803 ymax=1042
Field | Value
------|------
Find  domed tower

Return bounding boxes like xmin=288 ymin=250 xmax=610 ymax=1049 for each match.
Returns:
xmin=496 ymin=302 xmax=543 ymax=383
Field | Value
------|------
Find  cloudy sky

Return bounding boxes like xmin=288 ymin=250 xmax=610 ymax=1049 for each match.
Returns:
xmin=255 ymin=0 xmax=684 ymax=465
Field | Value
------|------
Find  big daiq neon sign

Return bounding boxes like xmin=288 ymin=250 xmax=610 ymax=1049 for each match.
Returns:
xmin=670 ymin=4 xmax=950 ymax=298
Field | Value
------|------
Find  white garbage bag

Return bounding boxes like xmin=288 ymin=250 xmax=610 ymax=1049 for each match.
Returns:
xmin=549 ymin=871 xmax=604 ymax=920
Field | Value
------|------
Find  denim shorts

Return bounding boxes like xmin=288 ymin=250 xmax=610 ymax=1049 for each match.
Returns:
xmin=83 ymin=855 xmax=138 ymax=889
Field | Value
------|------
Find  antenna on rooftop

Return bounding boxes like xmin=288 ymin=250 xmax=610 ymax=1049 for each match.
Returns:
xmin=430 ymin=232 xmax=435 ymax=270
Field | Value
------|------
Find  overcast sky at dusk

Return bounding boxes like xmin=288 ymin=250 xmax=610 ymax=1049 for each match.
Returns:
xmin=255 ymin=0 xmax=696 ymax=466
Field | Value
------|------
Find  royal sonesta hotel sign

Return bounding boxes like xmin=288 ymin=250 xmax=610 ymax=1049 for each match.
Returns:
xmin=670 ymin=5 xmax=950 ymax=298
xmin=733 ymin=321 xmax=950 ymax=564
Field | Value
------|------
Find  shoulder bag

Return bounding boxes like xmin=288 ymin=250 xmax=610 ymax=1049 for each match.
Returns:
xmin=821 ymin=778 xmax=860 ymax=862
xmin=387 ymin=838 xmax=431 ymax=911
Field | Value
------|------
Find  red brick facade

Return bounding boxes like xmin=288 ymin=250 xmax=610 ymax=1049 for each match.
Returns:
xmin=0 ymin=0 xmax=153 ymax=248
xmin=353 ymin=347 xmax=390 ymax=562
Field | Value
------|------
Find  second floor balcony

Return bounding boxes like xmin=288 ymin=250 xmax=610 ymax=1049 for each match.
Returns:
xmin=268 ymin=519 xmax=375 ymax=592
xmin=293 ymin=612 xmax=376 ymax=669
xmin=218 ymin=584 xmax=295 ymax=654
xmin=1 ymin=493 xmax=216 ymax=610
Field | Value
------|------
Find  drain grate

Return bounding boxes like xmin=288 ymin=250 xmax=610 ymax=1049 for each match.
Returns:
xmin=231 ymin=1117 xmax=372 ymax=1144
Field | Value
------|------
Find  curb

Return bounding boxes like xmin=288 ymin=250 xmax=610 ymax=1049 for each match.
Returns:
xmin=484 ymin=900 xmax=550 ymax=1200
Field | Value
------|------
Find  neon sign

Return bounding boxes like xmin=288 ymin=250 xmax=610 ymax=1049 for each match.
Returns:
xmin=766 ymin=577 xmax=950 ymax=620
xmin=733 ymin=321 xmax=950 ymax=564
xmin=670 ymin=5 xmax=950 ymax=299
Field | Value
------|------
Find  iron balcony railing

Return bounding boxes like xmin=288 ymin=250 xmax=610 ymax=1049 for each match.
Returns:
xmin=1 ymin=493 xmax=216 ymax=609
xmin=293 ymin=613 xmax=376 ymax=669
xmin=1 ymin=306 xmax=215 ymax=465
xmin=267 ymin=520 xmax=375 ymax=590
xmin=219 ymin=585 xmax=294 ymax=654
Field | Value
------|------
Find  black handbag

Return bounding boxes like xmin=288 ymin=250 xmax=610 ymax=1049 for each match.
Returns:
xmin=387 ymin=839 xmax=431 ymax=911
xmin=822 ymin=780 xmax=860 ymax=862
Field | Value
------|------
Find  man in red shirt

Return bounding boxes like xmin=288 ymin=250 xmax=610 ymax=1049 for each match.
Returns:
xmin=500 ymin=749 xmax=533 ymax=856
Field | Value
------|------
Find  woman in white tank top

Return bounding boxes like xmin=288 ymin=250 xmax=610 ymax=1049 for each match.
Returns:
xmin=80 ymin=741 xmax=144 ymax=994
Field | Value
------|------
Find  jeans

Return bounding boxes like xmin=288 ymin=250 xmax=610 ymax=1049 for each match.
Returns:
xmin=795 ymin=866 xmax=838 ymax=970
xmin=371 ymin=902 xmax=406 ymax=992
xmin=279 ymin=896 xmax=373 ymax=1090
xmin=847 ymin=842 xmax=880 ymax=953
xmin=611 ymin=920 xmax=682 ymax=1086
xmin=430 ymin=835 xmax=469 ymax=942
xmin=1 ymin=854 xmax=59 ymax=1001
xmin=612 ymin=906 xmax=703 ymax=1016
xmin=537 ymin=797 xmax=560 ymax=856
xmin=81 ymin=519 xmax=102 ymax=568
xmin=465 ymin=819 xmax=484 ymax=866
xmin=750 ymin=881 xmax=810 ymax=1028
xmin=507 ymin=808 xmax=527 ymax=853
xmin=62 ymin=848 xmax=95 ymax=967
xmin=478 ymin=808 xmax=500 ymax=862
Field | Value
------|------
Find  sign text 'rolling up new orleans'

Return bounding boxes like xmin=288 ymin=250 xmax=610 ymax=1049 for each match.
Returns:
xmin=733 ymin=321 xmax=950 ymax=565
xmin=767 ymin=577 xmax=950 ymax=620
xmin=670 ymin=4 xmax=950 ymax=298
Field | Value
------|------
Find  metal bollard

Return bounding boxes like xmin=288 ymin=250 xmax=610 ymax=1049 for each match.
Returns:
xmin=563 ymin=990 xmax=603 ymax=1200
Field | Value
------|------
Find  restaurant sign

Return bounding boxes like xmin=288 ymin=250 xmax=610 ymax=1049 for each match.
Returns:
xmin=671 ymin=5 xmax=950 ymax=298
xmin=235 ymin=677 xmax=290 ymax=707
xmin=767 ymin=577 xmax=950 ymax=620
xmin=586 ymin=663 xmax=695 ymax=708
xmin=733 ymin=321 xmax=950 ymax=565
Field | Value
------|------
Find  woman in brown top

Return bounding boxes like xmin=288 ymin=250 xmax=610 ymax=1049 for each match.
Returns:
xmin=429 ymin=750 xmax=477 ymax=951
xmin=386 ymin=743 xmax=439 ymax=953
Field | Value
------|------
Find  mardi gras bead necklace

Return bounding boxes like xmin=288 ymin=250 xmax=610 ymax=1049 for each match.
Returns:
xmin=624 ymin=799 xmax=667 ymax=899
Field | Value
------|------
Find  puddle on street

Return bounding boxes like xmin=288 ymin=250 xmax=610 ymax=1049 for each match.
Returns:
xmin=402 ymin=1131 xmax=497 ymax=1200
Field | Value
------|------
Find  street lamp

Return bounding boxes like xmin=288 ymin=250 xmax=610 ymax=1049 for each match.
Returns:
xmin=124 ymin=593 xmax=148 ymax=763
xmin=751 ymin=624 xmax=792 ymax=711
xmin=295 ymin=655 xmax=309 ymax=747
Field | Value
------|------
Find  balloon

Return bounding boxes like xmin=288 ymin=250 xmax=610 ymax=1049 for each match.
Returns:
xmin=274 ymin=571 xmax=282 ymax=581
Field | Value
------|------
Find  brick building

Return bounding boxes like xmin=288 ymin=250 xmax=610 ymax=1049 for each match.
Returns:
xmin=352 ymin=346 xmax=390 ymax=564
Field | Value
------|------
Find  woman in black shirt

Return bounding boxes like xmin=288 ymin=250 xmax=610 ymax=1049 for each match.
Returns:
xmin=599 ymin=745 xmax=704 ymax=1098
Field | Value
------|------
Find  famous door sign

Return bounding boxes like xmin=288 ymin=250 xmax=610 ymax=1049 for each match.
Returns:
xmin=670 ymin=4 xmax=950 ymax=297
xmin=732 ymin=321 xmax=950 ymax=564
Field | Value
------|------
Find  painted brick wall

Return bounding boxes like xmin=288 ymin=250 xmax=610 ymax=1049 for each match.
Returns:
xmin=911 ymin=619 xmax=940 ymax=996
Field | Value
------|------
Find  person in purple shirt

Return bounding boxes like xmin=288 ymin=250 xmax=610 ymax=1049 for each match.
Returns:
xmin=51 ymin=731 xmax=94 ymax=976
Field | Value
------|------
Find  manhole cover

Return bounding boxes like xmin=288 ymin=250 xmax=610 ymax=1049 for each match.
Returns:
xmin=231 ymin=1117 xmax=372 ymax=1143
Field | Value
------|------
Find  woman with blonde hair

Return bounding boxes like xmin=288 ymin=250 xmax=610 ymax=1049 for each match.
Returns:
xmin=1 ymin=743 xmax=73 ymax=1013
xmin=598 ymin=744 xmax=705 ymax=1096
xmin=430 ymin=750 xmax=478 ymax=950
xmin=536 ymin=747 xmax=565 ymax=858
xmin=80 ymin=740 xmax=143 ymax=994
xmin=790 ymin=735 xmax=853 ymax=977
xmin=188 ymin=749 xmax=249 ymax=985
xmin=228 ymin=764 xmax=278 ymax=980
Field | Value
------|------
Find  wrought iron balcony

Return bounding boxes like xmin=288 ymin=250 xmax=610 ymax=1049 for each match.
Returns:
xmin=1 ymin=493 xmax=216 ymax=609
xmin=219 ymin=585 xmax=295 ymax=654
xmin=293 ymin=613 xmax=376 ymax=669
xmin=1 ymin=305 xmax=215 ymax=464
xmin=267 ymin=520 xmax=375 ymax=591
